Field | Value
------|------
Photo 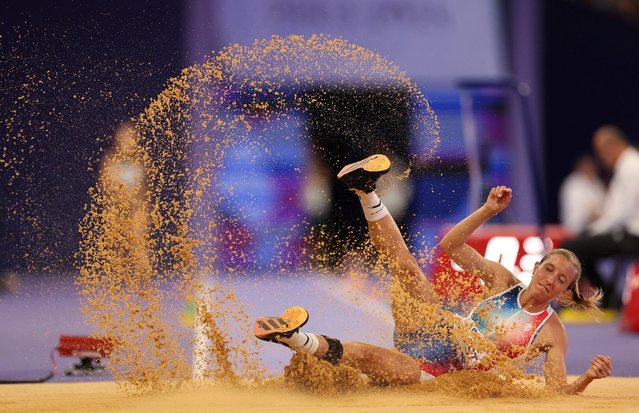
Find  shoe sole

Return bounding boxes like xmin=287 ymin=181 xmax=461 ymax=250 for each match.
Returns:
xmin=337 ymin=154 xmax=391 ymax=180
xmin=254 ymin=306 xmax=309 ymax=341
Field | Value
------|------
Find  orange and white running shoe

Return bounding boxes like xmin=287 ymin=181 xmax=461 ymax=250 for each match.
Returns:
xmin=337 ymin=154 xmax=391 ymax=193
xmin=253 ymin=306 xmax=309 ymax=343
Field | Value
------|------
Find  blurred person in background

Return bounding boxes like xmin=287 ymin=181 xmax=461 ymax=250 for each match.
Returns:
xmin=101 ymin=121 xmax=147 ymax=216
xmin=0 ymin=270 xmax=20 ymax=295
xmin=559 ymin=155 xmax=606 ymax=235
xmin=99 ymin=121 xmax=149 ymax=267
xmin=562 ymin=125 xmax=639 ymax=308
xmin=102 ymin=121 xmax=146 ymax=198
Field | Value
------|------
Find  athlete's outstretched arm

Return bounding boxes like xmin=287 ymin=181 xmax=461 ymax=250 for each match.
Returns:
xmin=439 ymin=186 xmax=517 ymax=288
xmin=544 ymin=343 xmax=612 ymax=393
xmin=540 ymin=316 xmax=611 ymax=394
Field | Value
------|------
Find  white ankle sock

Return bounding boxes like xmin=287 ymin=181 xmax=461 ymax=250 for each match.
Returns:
xmin=357 ymin=191 xmax=388 ymax=222
xmin=279 ymin=332 xmax=320 ymax=354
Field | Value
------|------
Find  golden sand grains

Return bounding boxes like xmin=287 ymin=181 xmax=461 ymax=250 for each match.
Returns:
xmin=75 ymin=33 xmax=550 ymax=399
xmin=419 ymin=370 xmax=549 ymax=399
xmin=284 ymin=351 xmax=367 ymax=395
xmin=76 ymin=34 xmax=437 ymax=394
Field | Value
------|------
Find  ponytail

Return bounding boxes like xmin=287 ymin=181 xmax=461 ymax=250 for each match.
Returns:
xmin=558 ymin=282 xmax=603 ymax=313
xmin=540 ymin=249 xmax=603 ymax=312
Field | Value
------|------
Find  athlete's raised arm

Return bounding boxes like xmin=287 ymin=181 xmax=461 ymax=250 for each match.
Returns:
xmin=439 ymin=186 xmax=518 ymax=289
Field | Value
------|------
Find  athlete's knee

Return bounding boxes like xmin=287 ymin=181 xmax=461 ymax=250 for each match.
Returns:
xmin=340 ymin=341 xmax=378 ymax=363
xmin=319 ymin=335 xmax=344 ymax=365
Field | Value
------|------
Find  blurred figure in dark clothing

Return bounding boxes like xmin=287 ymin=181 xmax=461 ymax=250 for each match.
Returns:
xmin=562 ymin=125 xmax=639 ymax=308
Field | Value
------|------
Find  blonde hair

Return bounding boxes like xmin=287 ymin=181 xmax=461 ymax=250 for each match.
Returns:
xmin=539 ymin=249 xmax=603 ymax=312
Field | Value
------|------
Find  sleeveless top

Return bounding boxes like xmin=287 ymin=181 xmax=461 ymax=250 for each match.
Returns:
xmin=464 ymin=283 xmax=553 ymax=359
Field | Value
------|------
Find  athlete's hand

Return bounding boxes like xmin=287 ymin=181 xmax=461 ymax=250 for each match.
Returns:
xmin=484 ymin=186 xmax=512 ymax=215
xmin=585 ymin=355 xmax=612 ymax=380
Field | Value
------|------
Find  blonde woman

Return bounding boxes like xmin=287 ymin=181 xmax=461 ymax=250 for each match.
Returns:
xmin=254 ymin=155 xmax=611 ymax=393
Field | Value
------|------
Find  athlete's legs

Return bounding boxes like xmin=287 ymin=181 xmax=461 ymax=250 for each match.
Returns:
xmin=337 ymin=155 xmax=441 ymax=331
xmin=367 ymin=213 xmax=438 ymax=305
xmin=308 ymin=336 xmax=422 ymax=385
xmin=253 ymin=155 xmax=453 ymax=386
xmin=254 ymin=307 xmax=422 ymax=386
xmin=339 ymin=341 xmax=422 ymax=385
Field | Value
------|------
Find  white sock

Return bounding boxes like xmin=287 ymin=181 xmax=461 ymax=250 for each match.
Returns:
xmin=356 ymin=190 xmax=388 ymax=222
xmin=279 ymin=332 xmax=320 ymax=354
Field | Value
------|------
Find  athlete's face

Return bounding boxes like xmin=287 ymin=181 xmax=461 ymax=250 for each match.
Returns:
xmin=530 ymin=255 xmax=578 ymax=301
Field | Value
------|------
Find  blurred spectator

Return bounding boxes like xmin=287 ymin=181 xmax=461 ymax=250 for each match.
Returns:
xmin=302 ymin=151 xmax=332 ymax=222
xmin=559 ymin=155 xmax=606 ymax=235
xmin=102 ymin=121 xmax=146 ymax=199
xmin=562 ymin=125 xmax=639 ymax=307
xmin=0 ymin=270 xmax=20 ymax=295
xmin=100 ymin=121 xmax=149 ymax=248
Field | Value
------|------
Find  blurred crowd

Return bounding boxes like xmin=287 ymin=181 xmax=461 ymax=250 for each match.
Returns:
xmin=560 ymin=125 xmax=639 ymax=308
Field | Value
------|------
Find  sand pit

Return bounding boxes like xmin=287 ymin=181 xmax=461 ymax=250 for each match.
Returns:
xmin=3 ymin=31 xmax=633 ymax=413
xmin=2 ymin=377 xmax=638 ymax=413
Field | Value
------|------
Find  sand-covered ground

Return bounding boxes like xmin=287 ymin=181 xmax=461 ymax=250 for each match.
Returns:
xmin=2 ymin=377 xmax=638 ymax=413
